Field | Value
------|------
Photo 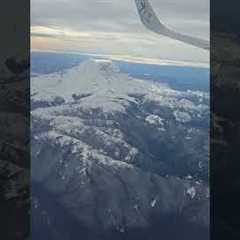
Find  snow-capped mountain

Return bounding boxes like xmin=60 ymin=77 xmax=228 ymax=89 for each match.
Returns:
xmin=31 ymin=59 xmax=209 ymax=240
xmin=32 ymin=59 xmax=208 ymax=115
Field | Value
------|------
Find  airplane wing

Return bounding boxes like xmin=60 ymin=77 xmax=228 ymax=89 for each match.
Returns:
xmin=135 ymin=0 xmax=209 ymax=50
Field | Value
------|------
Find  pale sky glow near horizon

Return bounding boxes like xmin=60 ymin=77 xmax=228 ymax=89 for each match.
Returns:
xmin=31 ymin=0 xmax=209 ymax=66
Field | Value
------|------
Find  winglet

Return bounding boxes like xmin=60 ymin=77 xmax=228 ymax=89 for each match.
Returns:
xmin=135 ymin=0 xmax=209 ymax=50
xmin=135 ymin=0 xmax=169 ymax=35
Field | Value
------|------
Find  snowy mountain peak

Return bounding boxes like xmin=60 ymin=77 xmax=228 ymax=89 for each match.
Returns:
xmin=31 ymin=58 xmax=144 ymax=111
xmin=77 ymin=58 xmax=120 ymax=76
xmin=32 ymin=59 xmax=208 ymax=116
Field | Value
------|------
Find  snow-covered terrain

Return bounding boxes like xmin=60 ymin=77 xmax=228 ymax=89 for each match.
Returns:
xmin=31 ymin=59 xmax=209 ymax=240
xmin=32 ymin=59 xmax=208 ymax=115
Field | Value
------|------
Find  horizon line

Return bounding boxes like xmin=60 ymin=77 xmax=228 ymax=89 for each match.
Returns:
xmin=31 ymin=49 xmax=210 ymax=69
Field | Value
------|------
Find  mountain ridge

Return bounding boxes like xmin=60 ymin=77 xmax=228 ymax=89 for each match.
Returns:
xmin=31 ymin=58 xmax=209 ymax=239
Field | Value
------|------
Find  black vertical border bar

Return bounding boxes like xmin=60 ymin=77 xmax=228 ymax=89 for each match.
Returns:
xmin=211 ymin=0 xmax=240 ymax=239
xmin=210 ymin=0 xmax=214 ymax=238
xmin=0 ymin=0 xmax=30 ymax=239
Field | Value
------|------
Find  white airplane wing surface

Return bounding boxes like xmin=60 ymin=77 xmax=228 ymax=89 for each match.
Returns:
xmin=135 ymin=0 xmax=209 ymax=50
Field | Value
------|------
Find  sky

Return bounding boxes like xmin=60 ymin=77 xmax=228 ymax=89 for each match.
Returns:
xmin=31 ymin=0 xmax=209 ymax=65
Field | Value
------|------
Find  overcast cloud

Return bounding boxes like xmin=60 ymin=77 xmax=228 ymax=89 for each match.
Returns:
xmin=31 ymin=0 xmax=209 ymax=65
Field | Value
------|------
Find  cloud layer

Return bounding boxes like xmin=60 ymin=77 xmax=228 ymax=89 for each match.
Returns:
xmin=31 ymin=0 xmax=209 ymax=64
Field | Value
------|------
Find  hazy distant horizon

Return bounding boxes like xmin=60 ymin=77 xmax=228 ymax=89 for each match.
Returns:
xmin=31 ymin=49 xmax=209 ymax=68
